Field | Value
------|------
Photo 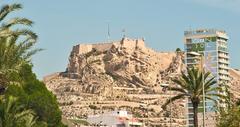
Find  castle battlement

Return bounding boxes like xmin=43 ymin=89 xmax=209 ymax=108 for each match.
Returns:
xmin=72 ymin=37 xmax=145 ymax=54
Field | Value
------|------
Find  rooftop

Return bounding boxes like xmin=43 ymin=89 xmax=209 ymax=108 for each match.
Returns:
xmin=184 ymin=29 xmax=228 ymax=39
xmin=184 ymin=29 xmax=226 ymax=35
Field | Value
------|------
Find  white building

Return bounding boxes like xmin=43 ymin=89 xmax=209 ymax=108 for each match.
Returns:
xmin=87 ymin=110 xmax=143 ymax=127
xmin=184 ymin=29 xmax=230 ymax=127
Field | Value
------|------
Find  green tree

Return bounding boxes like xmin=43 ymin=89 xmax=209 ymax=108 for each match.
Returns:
xmin=217 ymin=104 xmax=240 ymax=127
xmin=216 ymin=86 xmax=240 ymax=127
xmin=5 ymin=64 xmax=65 ymax=127
xmin=0 ymin=3 xmax=41 ymax=93
xmin=0 ymin=3 xmax=65 ymax=127
xmin=0 ymin=95 xmax=36 ymax=127
xmin=176 ymin=48 xmax=181 ymax=52
xmin=162 ymin=67 xmax=225 ymax=127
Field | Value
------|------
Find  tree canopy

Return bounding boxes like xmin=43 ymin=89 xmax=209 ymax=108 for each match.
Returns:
xmin=0 ymin=3 xmax=66 ymax=127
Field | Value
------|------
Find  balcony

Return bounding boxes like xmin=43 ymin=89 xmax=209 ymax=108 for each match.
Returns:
xmin=219 ymin=59 xmax=229 ymax=64
xmin=218 ymin=53 xmax=229 ymax=59
xmin=218 ymin=46 xmax=228 ymax=53
xmin=219 ymin=70 xmax=229 ymax=75
xmin=219 ymin=64 xmax=229 ymax=69
xmin=219 ymin=75 xmax=230 ymax=81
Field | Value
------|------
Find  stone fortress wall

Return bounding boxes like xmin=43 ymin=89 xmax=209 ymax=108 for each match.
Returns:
xmin=72 ymin=37 xmax=146 ymax=55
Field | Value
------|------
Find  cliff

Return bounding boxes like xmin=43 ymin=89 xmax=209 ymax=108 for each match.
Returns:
xmin=229 ymin=68 xmax=240 ymax=101
xmin=63 ymin=37 xmax=184 ymax=89
xmin=44 ymin=37 xmax=187 ymax=126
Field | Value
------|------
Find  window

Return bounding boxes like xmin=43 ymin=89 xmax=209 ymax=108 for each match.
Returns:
xmin=188 ymin=114 xmax=194 ymax=118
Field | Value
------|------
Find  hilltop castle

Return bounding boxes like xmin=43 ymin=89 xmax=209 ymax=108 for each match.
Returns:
xmin=71 ymin=37 xmax=146 ymax=55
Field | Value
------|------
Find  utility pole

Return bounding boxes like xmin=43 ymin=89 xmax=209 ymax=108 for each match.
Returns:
xmin=200 ymin=54 xmax=206 ymax=127
xmin=161 ymin=83 xmax=172 ymax=127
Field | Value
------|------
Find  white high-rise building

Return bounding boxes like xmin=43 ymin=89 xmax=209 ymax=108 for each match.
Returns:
xmin=184 ymin=29 xmax=230 ymax=127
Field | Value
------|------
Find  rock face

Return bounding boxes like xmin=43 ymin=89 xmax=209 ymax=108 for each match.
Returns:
xmin=44 ymin=38 xmax=187 ymax=126
xmin=44 ymin=37 xmax=240 ymax=126
xmin=61 ymin=37 xmax=185 ymax=93
xmin=229 ymin=69 xmax=240 ymax=101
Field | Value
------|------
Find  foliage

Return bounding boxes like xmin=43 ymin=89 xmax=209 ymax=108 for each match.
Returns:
xmin=5 ymin=64 xmax=65 ymax=127
xmin=133 ymin=111 xmax=142 ymax=118
xmin=217 ymin=105 xmax=240 ymax=127
xmin=0 ymin=2 xmax=66 ymax=127
xmin=0 ymin=95 xmax=36 ymax=127
xmin=216 ymin=85 xmax=240 ymax=127
xmin=0 ymin=3 xmax=41 ymax=93
xmin=175 ymin=48 xmax=181 ymax=52
xmin=89 ymin=105 xmax=97 ymax=110
xmin=162 ymin=67 xmax=225 ymax=127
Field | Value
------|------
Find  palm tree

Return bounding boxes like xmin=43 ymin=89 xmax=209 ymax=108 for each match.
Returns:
xmin=0 ymin=4 xmax=33 ymax=37
xmin=0 ymin=3 xmax=41 ymax=93
xmin=162 ymin=67 xmax=225 ymax=127
xmin=0 ymin=95 xmax=37 ymax=127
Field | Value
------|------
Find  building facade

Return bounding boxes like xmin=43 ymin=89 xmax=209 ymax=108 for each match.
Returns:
xmin=184 ymin=29 xmax=230 ymax=127
xmin=87 ymin=110 xmax=143 ymax=127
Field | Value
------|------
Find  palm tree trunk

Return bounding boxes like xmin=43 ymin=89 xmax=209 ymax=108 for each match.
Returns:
xmin=0 ymin=85 xmax=5 ymax=95
xmin=0 ymin=74 xmax=7 ymax=95
xmin=192 ymin=101 xmax=199 ymax=127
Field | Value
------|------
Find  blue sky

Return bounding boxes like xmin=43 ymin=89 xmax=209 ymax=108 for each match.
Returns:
xmin=2 ymin=0 xmax=240 ymax=79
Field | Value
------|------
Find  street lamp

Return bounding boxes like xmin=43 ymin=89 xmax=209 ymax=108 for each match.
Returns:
xmin=161 ymin=83 xmax=172 ymax=127
xmin=187 ymin=51 xmax=205 ymax=127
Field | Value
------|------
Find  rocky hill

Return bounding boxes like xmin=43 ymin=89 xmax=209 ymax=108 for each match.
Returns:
xmin=44 ymin=37 xmax=240 ymax=126
xmin=44 ymin=38 xmax=187 ymax=126
xmin=229 ymin=68 xmax=240 ymax=101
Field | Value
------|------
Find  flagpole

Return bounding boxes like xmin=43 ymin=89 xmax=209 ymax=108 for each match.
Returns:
xmin=107 ymin=22 xmax=110 ymax=42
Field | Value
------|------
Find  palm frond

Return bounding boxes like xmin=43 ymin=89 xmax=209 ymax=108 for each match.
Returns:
xmin=23 ymin=48 xmax=43 ymax=60
xmin=0 ymin=95 xmax=37 ymax=127
xmin=0 ymin=28 xmax=40 ymax=87
xmin=165 ymin=68 xmax=220 ymax=111
xmin=172 ymin=78 xmax=188 ymax=90
xmin=24 ymin=114 xmax=37 ymax=127
xmin=187 ymin=67 xmax=196 ymax=90
xmin=0 ymin=4 xmax=22 ymax=22
xmin=1 ymin=17 xmax=33 ymax=28
xmin=206 ymin=93 xmax=227 ymax=100
xmin=161 ymin=94 xmax=186 ymax=109
xmin=181 ymin=71 xmax=193 ymax=92
xmin=13 ymin=29 xmax=38 ymax=39
xmin=15 ymin=109 xmax=35 ymax=119
xmin=0 ymin=28 xmax=38 ymax=39
xmin=205 ymin=80 xmax=217 ymax=90
xmin=205 ymin=96 xmax=218 ymax=105
xmin=168 ymin=87 xmax=187 ymax=94
xmin=195 ymin=69 xmax=203 ymax=95
xmin=205 ymin=86 xmax=223 ymax=93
